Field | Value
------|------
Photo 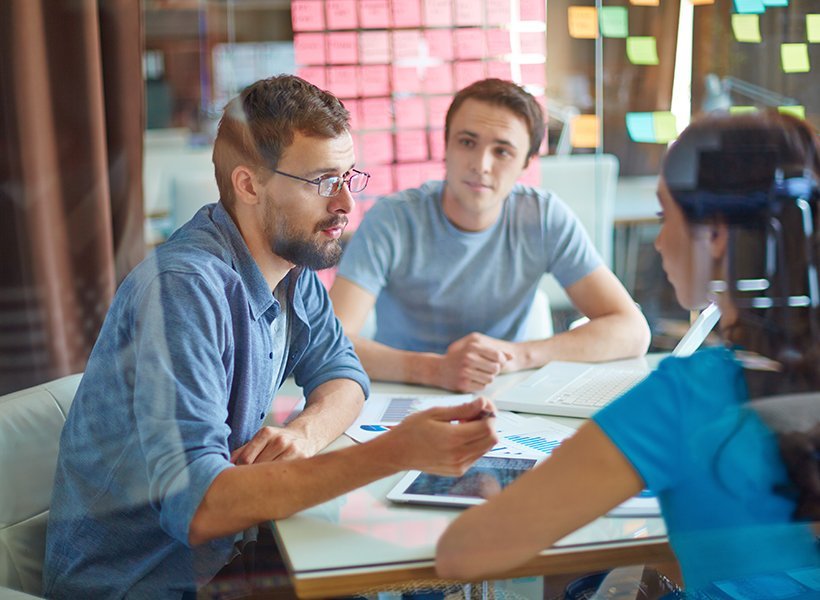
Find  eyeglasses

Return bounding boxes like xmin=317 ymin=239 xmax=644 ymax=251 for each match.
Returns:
xmin=272 ymin=168 xmax=370 ymax=197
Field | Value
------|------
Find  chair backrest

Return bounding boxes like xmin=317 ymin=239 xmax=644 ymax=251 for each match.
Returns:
xmin=0 ymin=374 xmax=81 ymax=596
xmin=537 ymin=154 xmax=620 ymax=311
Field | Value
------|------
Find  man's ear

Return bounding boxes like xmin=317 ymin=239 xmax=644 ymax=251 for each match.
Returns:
xmin=709 ymin=220 xmax=729 ymax=260
xmin=231 ymin=165 xmax=260 ymax=207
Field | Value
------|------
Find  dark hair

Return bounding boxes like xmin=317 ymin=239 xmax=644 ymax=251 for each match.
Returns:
xmin=444 ymin=78 xmax=545 ymax=162
xmin=662 ymin=111 xmax=820 ymax=519
xmin=212 ymin=75 xmax=350 ymax=208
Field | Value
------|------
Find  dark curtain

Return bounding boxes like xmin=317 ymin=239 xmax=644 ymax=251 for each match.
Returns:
xmin=0 ymin=0 xmax=145 ymax=394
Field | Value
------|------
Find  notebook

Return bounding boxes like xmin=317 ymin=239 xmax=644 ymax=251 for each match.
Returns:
xmin=494 ymin=303 xmax=721 ymax=417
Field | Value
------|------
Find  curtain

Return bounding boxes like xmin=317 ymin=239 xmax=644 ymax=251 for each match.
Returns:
xmin=0 ymin=0 xmax=145 ymax=394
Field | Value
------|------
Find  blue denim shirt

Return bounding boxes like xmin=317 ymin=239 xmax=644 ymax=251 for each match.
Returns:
xmin=43 ymin=202 xmax=369 ymax=599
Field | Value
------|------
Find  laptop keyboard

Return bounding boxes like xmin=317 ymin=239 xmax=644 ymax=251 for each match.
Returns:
xmin=553 ymin=369 xmax=648 ymax=406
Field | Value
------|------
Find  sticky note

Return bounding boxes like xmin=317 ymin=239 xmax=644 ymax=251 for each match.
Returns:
xmin=455 ymin=0 xmax=483 ymax=25
xmin=520 ymin=32 xmax=547 ymax=55
xmin=291 ymin=1 xmax=325 ymax=32
xmin=689 ymin=0 xmax=715 ymax=5
xmin=520 ymin=63 xmax=546 ymax=87
xmin=294 ymin=33 xmax=326 ymax=66
xmin=732 ymin=14 xmax=761 ymax=43
xmin=519 ymin=0 xmax=546 ymax=21
xmin=427 ymin=29 xmax=455 ymax=60
xmin=454 ymin=61 xmax=486 ymax=91
xmin=779 ymin=105 xmax=806 ymax=119
xmin=762 ymin=0 xmax=788 ymax=6
xmin=423 ymin=63 xmax=455 ymax=94
xmin=359 ymin=32 xmax=390 ymax=64
xmin=424 ymin=0 xmax=453 ymax=27
xmin=428 ymin=129 xmax=446 ymax=160
xmin=392 ymin=0 xmax=421 ymax=28
xmin=570 ymin=115 xmax=599 ymax=148
xmin=568 ymin=7 xmax=598 ymax=39
xmin=297 ymin=67 xmax=326 ymax=89
xmin=807 ymin=15 xmax=820 ymax=43
xmin=326 ymin=32 xmax=358 ymax=65
xmin=326 ymin=66 xmax=358 ymax=98
xmin=627 ymin=37 xmax=659 ymax=65
xmin=630 ymin=0 xmax=659 ymax=5
xmin=455 ymin=29 xmax=486 ymax=60
xmin=358 ymin=0 xmax=390 ymax=29
xmin=486 ymin=29 xmax=512 ymax=56
xmin=519 ymin=159 xmax=541 ymax=186
xmin=393 ymin=30 xmax=423 ymax=61
xmin=729 ymin=105 xmax=757 ymax=114
xmin=394 ymin=97 xmax=427 ymax=129
xmin=626 ymin=112 xmax=656 ymax=143
xmin=486 ymin=60 xmax=512 ymax=80
xmin=781 ymin=43 xmax=810 ymax=73
xmin=600 ymin=7 xmax=628 ymax=38
xmin=359 ymin=132 xmax=394 ymax=165
xmin=428 ymin=96 xmax=453 ymax=126
xmin=392 ymin=66 xmax=422 ymax=94
xmin=359 ymin=65 xmax=391 ymax=97
xmin=360 ymin=98 xmax=393 ymax=130
xmin=486 ymin=0 xmax=511 ymax=25
xmin=363 ymin=165 xmax=394 ymax=196
xmin=326 ymin=0 xmax=357 ymax=30
xmin=653 ymin=112 xmax=678 ymax=143
xmin=396 ymin=130 xmax=429 ymax=162
xmin=344 ymin=99 xmax=360 ymax=130
xmin=733 ymin=0 xmax=765 ymax=14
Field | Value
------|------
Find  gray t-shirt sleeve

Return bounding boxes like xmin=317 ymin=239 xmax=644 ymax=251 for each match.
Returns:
xmin=540 ymin=190 xmax=603 ymax=288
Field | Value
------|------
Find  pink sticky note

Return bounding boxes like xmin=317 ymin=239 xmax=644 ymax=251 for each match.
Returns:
xmin=326 ymin=32 xmax=358 ymax=65
xmin=455 ymin=0 xmax=483 ymax=25
xmin=423 ymin=160 xmax=446 ymax=182
xmin=486 ymin=0 xmax=511 ymax=25
xmin=520 ymin=32 xmax=546 ymax=55
xmin=519 ymin=0 xmax=546 ymax=22
xmin=394 ymin=97 xmax=427 ymax=129
xmin=519 ymin=159 xmax=541 ymax=186
xmin=297 ymin=66 xmax=327 ymax=89
xmin=359 ymin=65 xmax=391 ymax=97
xmin=326 ymin=0 xmax=357 ymax=29
xmin=294 ymin=33 xmax=326 ymax=66
xmin=454 ymin=29 xmax=485 ymax=60
xmin=486 ymin=29 xmax=512 ymax=56
xmin=392 ymin=0 xmax=421 ymax=28
xmin=428 ymin=129 xmax=446 ymax=160
xmin=395 ymin=163 xmax=427 ymax=190
xmin=326 ymin=65 xmax=359 ymax=98
xmin=358 ymin=0 xmax=390 ymax=29
xmin=392 ymin=66 xmax=423 ymax=94
xmin=393 ymin=30 xmax=423 ymax=61
xmin=359 ymin=132 xmax=394 ymax=165
xmin=344 ymin=99 xmax=361 ymax=130
xmin=486 ymin=60 xmax=512 ymax=80
xmin=423 ymin=63 xmax=455 ymax=94
xmin=426 ymin=30 xmax=455 ymax=61
xmin=291 ymin=1 xmax=325 ymax=32
xmin=396 ymin=130 xmax=429 ymax=162
xmin=359 ymin=32 xmax=391 ymax=64
xmin=454 ymin=61 xmax=486 ymax=90
xmin=363 ymin=164 xmax=394 ymax=196
xmin=424 ymin=0 xmax=453 ymax=27
xmin=520 ymin=63 xmax=546 ymax=87
xmin=428 ymin=95 xmax=453 ymax=126
xmin=360 ymin=97 xmax=394 ymax=130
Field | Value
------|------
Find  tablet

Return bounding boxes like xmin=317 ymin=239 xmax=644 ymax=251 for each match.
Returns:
xmin=386 ymin=455 xmax=543 ymax=508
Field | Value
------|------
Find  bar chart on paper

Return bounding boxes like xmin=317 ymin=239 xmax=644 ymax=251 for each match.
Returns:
xmin=504 ymin=434 xmax=563 ymax=454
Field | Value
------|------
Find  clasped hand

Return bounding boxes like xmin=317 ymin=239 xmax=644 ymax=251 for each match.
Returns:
xmin=438 ymin=332 xmax=519 ymax=392
xmin=230 ymin=426 xmax=317 ymax=465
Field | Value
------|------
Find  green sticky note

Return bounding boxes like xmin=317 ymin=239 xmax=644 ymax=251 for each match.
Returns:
xmin=600 ymin=7 xmax=628 ymax=38
xmin=733 ymin=0 xmax=765 ymax=13
xmin=626 ymin=37 xmax=659 ymax=65
xmin=781 ymin=43 xmax=810 ymax=73
xmin=778 ymin=105 xmax=806 ymax=119
xmin=729 ymin=105 xmax=758 ymax=114
xmin=807 ymin=15 xmax=820 ymax=43
xmin=653 ymin=112 xmax=677 ymax=143
xmin=626 ymin=112 xmax=655 ymax=143
xmin=731 ymin=14 xmax=761 ymax=43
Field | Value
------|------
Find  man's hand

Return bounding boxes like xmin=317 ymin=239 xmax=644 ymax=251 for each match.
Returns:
xmin=380 ymin=397 xmax=499 ymax=477
xmin=436 ymin=333 xmax=517 ymax=392
xmin=230 ymin=427 xmax=319 ymax=465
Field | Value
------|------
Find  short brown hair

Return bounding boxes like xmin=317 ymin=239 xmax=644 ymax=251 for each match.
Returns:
xmin=444 ymin=78 xmax=545 ymax=161
xmin=212 ymin=75 xmax=350 ymax=207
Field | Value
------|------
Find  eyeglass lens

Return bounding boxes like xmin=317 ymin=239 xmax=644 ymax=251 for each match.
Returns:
xmin=318 ymin=172 xmax=369 ymax=197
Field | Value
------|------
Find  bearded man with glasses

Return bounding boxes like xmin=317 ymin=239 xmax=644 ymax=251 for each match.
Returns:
xmin=44 ymin=75 xmax=497 ymax=599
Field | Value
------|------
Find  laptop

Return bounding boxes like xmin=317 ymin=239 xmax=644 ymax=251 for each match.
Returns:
xmin=494 ymin=303 xmax=721 ymax=417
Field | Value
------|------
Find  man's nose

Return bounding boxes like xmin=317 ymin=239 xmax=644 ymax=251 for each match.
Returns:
xmin=330 ymin=184 xmax=354 ymax=214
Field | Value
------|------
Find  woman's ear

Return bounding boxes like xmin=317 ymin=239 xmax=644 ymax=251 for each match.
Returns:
xmin=232 ymin=165 xmax=260 ymax=207
xmin=709 ymin=221 xmax=729 ymax=260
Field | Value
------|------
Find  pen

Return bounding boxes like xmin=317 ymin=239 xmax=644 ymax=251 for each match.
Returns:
xmin=477 ymin=409 xmax=497 ymax=419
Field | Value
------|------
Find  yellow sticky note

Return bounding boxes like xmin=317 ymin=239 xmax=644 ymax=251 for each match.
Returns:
xmin=627 ymin=37 xmax=659 ymax=65
xmin=570 ymin=115 xmax=599 ymax=148
xmin=781 ymin=43 xmax=810 ymax=73
xmin=807 ymin=15 xmax=820 ymax=43
xmin=653 ymin=112 xmax=677 ymax=143
xmin=778 ymin=105 xmax=806 ymax=120
xmin=731 ymin=14 xmax=761 ymax=43
xmin=630 ymin=0 xmax=659 ymax=5
xmin=729 ymin=106 xmax=758 ymax=114
xmin=568 ymin=7 xmax=599 ymax=39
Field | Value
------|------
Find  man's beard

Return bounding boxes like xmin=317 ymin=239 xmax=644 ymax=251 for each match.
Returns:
xmin=269 ymin=214 xmax=346 ymax=271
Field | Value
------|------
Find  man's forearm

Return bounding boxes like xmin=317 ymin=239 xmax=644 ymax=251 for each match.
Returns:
xmin=350 ymin=335 xmax=442 ymax=386
xmin=286 ymin=378 xmax=365 ymax=453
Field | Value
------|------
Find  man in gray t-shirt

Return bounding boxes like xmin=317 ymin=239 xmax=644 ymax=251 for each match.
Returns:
xmin=330 ymin=79 xmax=650 ymax=393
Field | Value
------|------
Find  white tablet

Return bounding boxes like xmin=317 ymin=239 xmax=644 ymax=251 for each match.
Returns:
xmin=386 ymin=455 xmax=544 ymax=508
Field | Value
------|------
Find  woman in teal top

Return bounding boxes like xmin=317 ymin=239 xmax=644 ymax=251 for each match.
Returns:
xmin=436 ymin=112 xmax=820 ymax=596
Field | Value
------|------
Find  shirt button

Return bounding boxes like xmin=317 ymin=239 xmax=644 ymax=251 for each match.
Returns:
xmin=269 ymin=352 xmax=273 ymax=359
xmin=260 ymin=412 xmax=265 ymax=420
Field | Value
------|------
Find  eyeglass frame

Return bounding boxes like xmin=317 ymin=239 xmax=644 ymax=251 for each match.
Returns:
xmin=271 ymin=167 xmax=370 ymax=197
